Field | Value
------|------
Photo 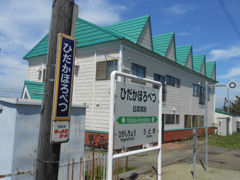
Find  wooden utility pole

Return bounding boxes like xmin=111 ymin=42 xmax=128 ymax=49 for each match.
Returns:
xmin=35 ymin=0 xmax=76 ymax=179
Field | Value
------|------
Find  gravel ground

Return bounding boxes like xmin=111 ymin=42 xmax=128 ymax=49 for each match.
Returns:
xmin=137 ymin=163 xmax=240 ymax=180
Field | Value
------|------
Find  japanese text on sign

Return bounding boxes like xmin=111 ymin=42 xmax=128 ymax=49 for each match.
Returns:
xmin=53 ymin=34 xmax=76 ymax=121
xmin=120 ymin=88 xmax=156 ymax=102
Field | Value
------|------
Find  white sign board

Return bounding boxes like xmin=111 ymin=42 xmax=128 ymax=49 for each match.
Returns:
xmin=114 ymin=81 xmax=159 ymax=149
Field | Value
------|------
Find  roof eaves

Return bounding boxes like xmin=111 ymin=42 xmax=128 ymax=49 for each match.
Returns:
xmin=23 ymin=34 xmax=48 ymax=60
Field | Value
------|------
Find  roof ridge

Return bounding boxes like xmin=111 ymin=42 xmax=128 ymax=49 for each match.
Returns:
xmin=23 ymin=34 xmax=48 ymax=59
xmin=105 ymin=15 xmax=150 ymax=28
xmin=153 ymin=32 xmax=174 ymax=37
xmin=76 ymin=17 xmax=123 ymax=39
xmin=136 ymin=15 xmax=151 ymax=43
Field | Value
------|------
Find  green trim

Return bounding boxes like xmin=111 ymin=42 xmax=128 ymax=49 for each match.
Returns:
xmin=215 ymin=110 xmax=235 ymax=117
xmin=85 ymin=129 xmax=109 ymax=134
xmin=164 ymin=126 xmax=216 ymax=132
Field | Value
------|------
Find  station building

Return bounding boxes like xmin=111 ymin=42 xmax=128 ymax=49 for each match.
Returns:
xmin=22 ymin=15 xmax=217 ymax=142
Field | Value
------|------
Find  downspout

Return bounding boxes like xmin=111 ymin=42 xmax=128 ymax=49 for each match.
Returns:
xmin=91 ymin=50 xmax=97 ymax=129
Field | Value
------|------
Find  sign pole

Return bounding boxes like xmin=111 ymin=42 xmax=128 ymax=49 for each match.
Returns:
xmin=107 ymin=71 xmax=162 ymax=180
xmin=35 ymin=0 xmax=75 ymax=179
xmin=205 ymin=81 xmax=208 ymax=172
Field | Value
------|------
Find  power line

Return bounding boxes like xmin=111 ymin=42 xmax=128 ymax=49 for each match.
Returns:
xmin=217 ymin=0 xmax=240 ymax=39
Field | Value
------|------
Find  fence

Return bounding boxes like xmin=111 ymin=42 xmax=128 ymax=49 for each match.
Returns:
xmin=0 ymin=154 xmax=125 ymax=180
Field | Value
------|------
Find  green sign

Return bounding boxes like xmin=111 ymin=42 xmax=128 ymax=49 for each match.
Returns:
xmin=116 ymin=116 xmax=158 ymax=124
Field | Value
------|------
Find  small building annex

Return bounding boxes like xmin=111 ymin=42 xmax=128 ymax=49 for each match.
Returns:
xmin=22 ymin=15 xmax=217 ymax=142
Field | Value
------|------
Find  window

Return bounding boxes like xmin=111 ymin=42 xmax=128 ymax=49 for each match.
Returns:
xmin=199 ymin=116 xmax=204 ymax=127
xmin=199 ymin=86 xmax=205 ymax=105
xmin=184 ymin=115 xmax=192 ymax=128
xmin=165 ymin=114 xmax=180 ymax=124
xmin=193 ymin=84 xmax=198 ymax=96
xmin=153 ymin=73 xmax=166 ymax=101
xmin=184 ymin=115 xmax=204 ymax=128
xmin=176 ymin=78 xmax=180 ymax=88
xmin=165 ymin=114 xmax=174 ymax=124
xmin=96 ymin=60 xmax=118 ymax=80
xmin=192 ymin=115 xmax=199 ymax=127
xmin=132 ymin=63 xmax=146 ymax=78
xmin=166 ymin=75 xmax=175 ymax=86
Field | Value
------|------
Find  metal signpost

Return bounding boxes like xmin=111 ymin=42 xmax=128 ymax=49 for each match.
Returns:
xmin=107 ymin=71 xmax=162 ymax=180
xmin=193 ymin=129 xmax=197 ymax=179
xmin=51 ymin=33 xmax=76 ymax=143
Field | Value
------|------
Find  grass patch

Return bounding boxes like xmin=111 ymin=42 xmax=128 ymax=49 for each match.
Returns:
xmin=208 ymin=133 xmax=240 ymax=149
xmin=113 ymin=166 xmax=138 ymax=174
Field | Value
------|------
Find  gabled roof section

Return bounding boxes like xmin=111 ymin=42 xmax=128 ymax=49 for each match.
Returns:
xmin=137 ymin=18 xmax=153 ymax=50
xmin=74 ymin=17 xmax=123 ymax=48
xmin=24 ymin=18 xmax=123 ymax=60
xmin=193 ymin=55 xmax=205 ymax=74
xmin=23 ymin=34 xmax=48 ymax=59
xmin=105 ymin=15 xmax=150 ymax=44
xmin=21 ymin=80 xmax=44 ymax=100
xmin=152 ymin=32 xmax=174 ymax=57
xmin=206 ymin=61 xmax=216 ymax=79
xmin=176 ymin=45 xmax=192 ymax=66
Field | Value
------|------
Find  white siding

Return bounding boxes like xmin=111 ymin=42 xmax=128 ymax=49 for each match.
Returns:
xmin=137 ymin=21 xmax=152 ymax=51
xmin=73 ymin=47 xmax=119 ymax=132
xmin=165 ymin=38 xmax=176 ymax=61
xmin=200 ymin=60 xmax=206 ymax=75
xmin=185 ymin=51 xmax=193 ymax=69
xmin=212 ymin=67 xmax=216 ymax=80
xmin=122 ymin=47 xmax=215 ymax=130
xmin=28 ymin=60 xmax=43 ymax=82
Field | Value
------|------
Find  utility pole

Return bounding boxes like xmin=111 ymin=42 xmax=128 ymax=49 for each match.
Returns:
xmin=35 ymin=0 xmax=76 ymax=179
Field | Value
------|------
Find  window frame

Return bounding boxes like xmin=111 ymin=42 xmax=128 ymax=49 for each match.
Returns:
xmin=96 ymin=59 xmax=118 ymax=80
xmin=131 ymin=63 xmax=146 ymax=78
xmin=166 ymin=75 xmax=175 ymax=86
xmin=153 ymin=73 xmax=166 ymax=101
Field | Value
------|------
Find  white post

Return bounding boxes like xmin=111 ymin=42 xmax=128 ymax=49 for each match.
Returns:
xmin=107 ymin=71 xmax=117 ymax=180
xmin=205 ymin=81 xmax=208 ymax=172
xmin=158 ymin=83 xmax=162 ymax=180
xmin=118 ymin=45 xmax=123 ymax=82
xmin=107 ymin=71 xmax=162 ymax=180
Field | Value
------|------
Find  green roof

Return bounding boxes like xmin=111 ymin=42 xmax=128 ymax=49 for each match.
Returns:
xmin=23 ymin=15 xmax=216 ymax=82
xmin=24 ymin=18 xmax=124 ymax=59
xmin=206 ymin=61 xmax=216 ymax=78
xmin=215 ymin=110 xmax=235 ymax=117
xmin=105 ymin=15 xmax=150 ymax=43
xmin=193 ymin=54 xmax=205 ymax=73
xmin=23 ymin=80 xmax=44 ymax=100
xmin=152 ymin=32 xmax=174 ymax=56
xmin=23 ymin=34 xmax=48 ymax=59
xmin=176 ymin=45 xmax=192 ymax=66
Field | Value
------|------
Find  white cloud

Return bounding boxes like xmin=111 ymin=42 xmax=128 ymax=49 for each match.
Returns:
xmin=209 ymin=45 xmax=240 ymax=61
xmin=164 ymin=4 xmax=198 ymax=16
xmin=194 ymin=43 xmax=218 ymax=52
xmin=0 ymin=0 xmax=126 ymax=98
xmin=218 ymin=65 xmax=240 ymax=79
xmin=177 ymin=32 xmax=191 ymax=36
xmin=77 ymin=0 xmax=126 ymax=26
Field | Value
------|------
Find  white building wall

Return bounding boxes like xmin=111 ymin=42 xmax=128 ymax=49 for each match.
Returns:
xmin=28 ymin=60 xmax=42 ymax=82
xmin=137 ymin=21 xmax=152 ymax=51
xmin=73 ymin=46 xmax=120 ymax=132
xmin=26 ymin=45 xmax=215 ymax=132
xmin=165 ymin=38 xmax=176 ymax=61
xmin=122 ymin=47 xmax=215 ymax=130
xmin=185 ymin=51 xmax=192 ymax=69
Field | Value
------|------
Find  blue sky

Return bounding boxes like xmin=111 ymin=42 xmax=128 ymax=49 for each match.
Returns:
xmin=0 ymin=0 xmax=240 ymax=108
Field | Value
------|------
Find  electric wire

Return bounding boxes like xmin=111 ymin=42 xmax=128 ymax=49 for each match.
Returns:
xmin=217 ymin=0 xmax=240 ymax=38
